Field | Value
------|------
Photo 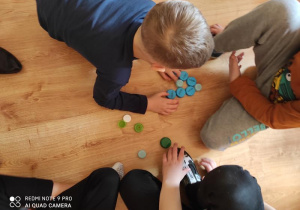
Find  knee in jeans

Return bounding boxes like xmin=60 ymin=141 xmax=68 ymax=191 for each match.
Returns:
xmin=120 ymin=169 xmax=149 ymax=193
xmin=200 ymin=127 xmax=228 ymax=151
xmin=90 ymin=168 xmax=120 ymax=186
xmin=121 ymin=169 xmax=146 ymax=184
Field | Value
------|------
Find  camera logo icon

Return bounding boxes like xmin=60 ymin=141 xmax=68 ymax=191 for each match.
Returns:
xmin=9 ymin=196 xmax=21 ymax=208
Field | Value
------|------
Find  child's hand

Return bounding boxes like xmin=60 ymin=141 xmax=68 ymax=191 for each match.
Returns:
xmin=229 ymin=51 xmax=244 ymax=82
xmin=162 ymin=143 xmax=190 ymax=187
xmin=210 ymin=24 xmax=224 ymax=35
xmin=199 ymin=158 xmax=217 ymax=173
xmin=147 ymin=92 xmax=179 ymax=115
xmin=158 ymin=69 xmax=181 ymax=81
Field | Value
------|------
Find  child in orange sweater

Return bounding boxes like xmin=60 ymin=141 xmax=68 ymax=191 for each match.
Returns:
xmin=201 ymin=0 xmax=300 ymax=150
xmin=229 ymin=51 xmax=300 ymax=129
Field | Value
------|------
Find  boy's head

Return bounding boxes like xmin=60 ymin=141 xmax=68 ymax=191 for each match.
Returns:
xmin=187 ymin=165 xmax=264 ymax=210
xmin=141 ymin=0 xmax=214 ymax=69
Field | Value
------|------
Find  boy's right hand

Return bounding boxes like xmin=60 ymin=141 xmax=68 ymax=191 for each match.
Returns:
xmin=162 ymin=143 xmax=190 ymax=187
xmin=158 ymin=68 xmax=181 ymax=81
xmin=147 ymin=92 xmax=179 ymax=115
xmin=210 ymin=24 xmax=224 ymax=35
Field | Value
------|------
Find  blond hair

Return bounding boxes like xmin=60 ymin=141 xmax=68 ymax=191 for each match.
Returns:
xmin=141 ymin=0 xmax=214 ymax=69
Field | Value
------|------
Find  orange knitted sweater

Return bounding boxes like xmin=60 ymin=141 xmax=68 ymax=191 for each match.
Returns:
xmin=230 ymin=51 xmax=300 ymax=129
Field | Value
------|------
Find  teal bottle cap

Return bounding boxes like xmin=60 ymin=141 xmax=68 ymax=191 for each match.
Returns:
xmin=176 ymin=80 xmax=184 ymax=88
xmin=195 ymin=84 xmax=202 ymax=91
xmin=138 ymin=150 xmax=147 ymax=159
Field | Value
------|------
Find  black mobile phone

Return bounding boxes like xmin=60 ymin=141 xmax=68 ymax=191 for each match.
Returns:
xmin=178 ymin=148 xmax=201 ymax=185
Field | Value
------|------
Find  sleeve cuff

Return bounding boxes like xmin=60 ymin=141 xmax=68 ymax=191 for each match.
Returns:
xmin=138 ymin=95 xmax=148 ymax=114
xmin=230 ymin=76 xmax=255 ymax=96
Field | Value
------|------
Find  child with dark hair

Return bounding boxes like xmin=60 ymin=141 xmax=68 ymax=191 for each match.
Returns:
xmin=120 ymin=143 xmax=272 ymax=210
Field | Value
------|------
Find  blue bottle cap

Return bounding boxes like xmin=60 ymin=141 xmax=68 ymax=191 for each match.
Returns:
xmin=176 ymin=87 xmax=186 ymax=98
xmin=179 ymin=71 xmax=188 ymax=81
xmin=187 ymin=77 xmax=197 ymax=86
xmin=186 ymin=86 xmax=195 ymax=96
xmin=167 ymin=89 xmax=176 ymax=99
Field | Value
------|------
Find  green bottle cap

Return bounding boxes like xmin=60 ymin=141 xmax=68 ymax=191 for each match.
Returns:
xmin=118 ymin=120 xmax=126 ymax=128
xmin=134 ymin=123 xmax=144 ymax=133
xmin=160 ymin=137 xmax=171 ymax=148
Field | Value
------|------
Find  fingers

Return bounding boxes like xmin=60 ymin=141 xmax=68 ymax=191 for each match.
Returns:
xmin=158 ymin=92 xmax=179 ymax=103
xmin=237 ymin=52 xmax=244 ymax=63
xmin=159 ymin=72 xmax=171 ymax=81
xmin=201 ymin=157 xmax=215 ymax=164
xmin=161 ymin=109 xmax=178 ymax=115
xmin=210 ymin=24 xmax=224 ymax=35
xmin=153 ymin=92 xmax=180 ymax=115
xmin=167 ymin=146 xmax=173 ymax=160
xmin=200 ymin=161 xmax=214 ymax=172
xmin=172 ymin=69 xmax=181 ymax=78
xmin=230 ymin=51 xmax=236 ymax=58
xmin=178 ymin=146 xmax=185 ymax=161
xmin=167 ymin=71 xmax=179 ymax=81
xmin=159 ymin=92 xmax=170 ymax=97
xmin=210 ymin=28 xmax=219 ymax=35
xmin=166 ymin=104 xmax=179 ymax=110
xmin=167 ymin=99 xmax=179 ymax=105
xmin=172 ymin=143 xmax=178 ymax=161
xmin=162 ymin=110 xmax=176 ymax=115
xmin=230 ymin=51 xmax=244 ymax=61
xmin=210 ymin=24 xmax=222 ymax=28
xmin=161 ymin=98 xmax=179 ymax=115
xmin=166 ymin=143 xmax=185 ymax=163
xmin=165 ymin=106 xmax=178 ymax=114
xmin=182 ymin=166 xmax=191 ymax=175
xmin=200 ymin=158 xmax=217 ymax=172
xmin=163 ymin=152 xmax=167 ymax=163
xmin=161 ymin=111 xmax=170 ymax=115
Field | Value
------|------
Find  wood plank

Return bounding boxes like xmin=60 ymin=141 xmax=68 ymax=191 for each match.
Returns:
xmin=0 ymin=0 xmax=299 ymax=209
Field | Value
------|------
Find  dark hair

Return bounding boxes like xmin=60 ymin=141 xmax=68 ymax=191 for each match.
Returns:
xmin=186 ymin=165 xmax=264 ymax=210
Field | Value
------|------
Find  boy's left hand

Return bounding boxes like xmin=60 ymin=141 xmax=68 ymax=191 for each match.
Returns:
xmin=159 ymin=69 xmax=181 ymax=81
xmin=199 ymin=158 xmax=217 ymax=173
xmin=229 ymin=51 xmax=244 ymax=82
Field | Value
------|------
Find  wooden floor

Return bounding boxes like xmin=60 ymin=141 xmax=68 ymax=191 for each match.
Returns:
xmin=1 ymin=0 xmax=299 ymax=209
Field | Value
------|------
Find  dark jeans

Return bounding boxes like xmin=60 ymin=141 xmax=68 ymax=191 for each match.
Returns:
xmin=120 ymin=169 xmax=192 ymax=210
xmin=0 ymin=168 xmax=119 ymax=210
